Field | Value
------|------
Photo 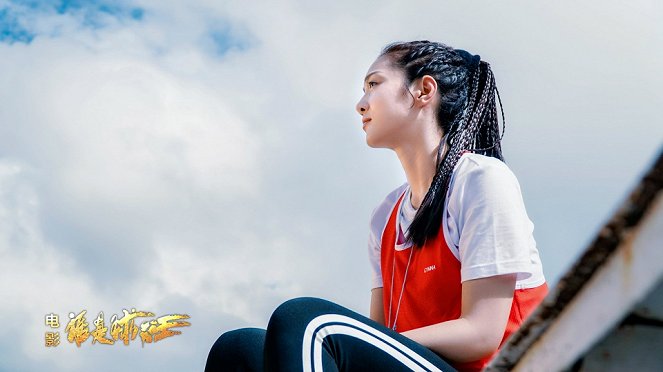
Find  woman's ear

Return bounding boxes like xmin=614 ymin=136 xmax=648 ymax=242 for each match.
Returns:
xmin=413 ymin=75 xmax=438 ymax=107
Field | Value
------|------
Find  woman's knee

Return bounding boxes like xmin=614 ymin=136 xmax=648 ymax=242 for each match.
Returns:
xmin=211 ymin=328 xmax=265 ymax=350
xmin=205 ymin=328 xmax=266 ymax=371
xmin=267 ymin=297 xmax=341 ymax=333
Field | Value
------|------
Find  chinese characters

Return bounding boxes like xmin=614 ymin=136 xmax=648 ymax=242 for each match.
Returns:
xmin=44 ymin=309 xmax=190 ymax=347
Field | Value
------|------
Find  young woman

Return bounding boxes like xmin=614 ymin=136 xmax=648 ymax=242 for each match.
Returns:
xmin=205 ymin=40 xmax=547 ymax=372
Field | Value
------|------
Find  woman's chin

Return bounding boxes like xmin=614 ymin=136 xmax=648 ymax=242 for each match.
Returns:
xmin=365 ymin=136 xmax=389 ymax=149
xmin=365 ymin=136 xmax=379 ymax=148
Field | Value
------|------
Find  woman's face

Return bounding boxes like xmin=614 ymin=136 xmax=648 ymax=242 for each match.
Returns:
xmin=355 ymin=55 xmax=418 ymax=149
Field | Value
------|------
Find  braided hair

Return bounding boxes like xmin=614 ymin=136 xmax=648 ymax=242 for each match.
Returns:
xmin=380 ymin=40 xmax=506 ymax=248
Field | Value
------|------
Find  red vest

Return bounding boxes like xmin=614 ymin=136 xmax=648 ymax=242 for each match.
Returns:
xmin=381 ymin=191 xmax=548 ymax=371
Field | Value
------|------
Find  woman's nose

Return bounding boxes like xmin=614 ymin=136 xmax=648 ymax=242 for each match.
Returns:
xmin=355 ymin=97 xmax=367 ymax=115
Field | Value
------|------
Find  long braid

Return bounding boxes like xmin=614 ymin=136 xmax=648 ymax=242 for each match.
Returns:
xmin=418 ymin=67 xmax=482 ymax=237
xmin=381 ymin=41 xmax=506 ymax=247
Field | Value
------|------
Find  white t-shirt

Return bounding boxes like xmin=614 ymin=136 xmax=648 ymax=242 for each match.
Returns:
xmin=368 ymin=153 xmax=546 ymax=290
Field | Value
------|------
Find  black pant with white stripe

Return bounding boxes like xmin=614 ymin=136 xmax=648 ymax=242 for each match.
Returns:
xmin=205 ymin=297 xmax=456 ymax=372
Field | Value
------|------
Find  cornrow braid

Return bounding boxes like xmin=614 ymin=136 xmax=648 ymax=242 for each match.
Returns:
xmin=380 ymin=41 xmax=507 ymax=248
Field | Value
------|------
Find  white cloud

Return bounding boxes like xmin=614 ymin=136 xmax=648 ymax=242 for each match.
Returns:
xmin=1 ymin=0 xmax=662 ymax=370
xmin=0 ymin=159 xmax=102 ymax=370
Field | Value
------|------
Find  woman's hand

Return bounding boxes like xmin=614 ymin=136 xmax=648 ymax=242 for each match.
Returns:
xmin=400 ymin=273 xmax=517 ymax=363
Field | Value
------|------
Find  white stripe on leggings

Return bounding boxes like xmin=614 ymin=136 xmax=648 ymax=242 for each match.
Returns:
xmin=301 ymin=314 xmax=445 ymax=372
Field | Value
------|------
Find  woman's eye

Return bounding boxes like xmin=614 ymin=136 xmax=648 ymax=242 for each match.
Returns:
xmin=368 ymin=81 xmax=378 ymax=88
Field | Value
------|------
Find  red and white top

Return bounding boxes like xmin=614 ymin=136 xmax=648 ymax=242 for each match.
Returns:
xmin=368 ymin=153 xmax=547 ymax=371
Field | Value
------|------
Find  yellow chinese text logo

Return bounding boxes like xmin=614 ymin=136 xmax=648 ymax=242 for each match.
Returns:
xmin=44 ymin=309 xmax=190 ymax=347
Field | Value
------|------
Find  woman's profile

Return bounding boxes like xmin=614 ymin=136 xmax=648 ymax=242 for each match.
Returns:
xmin=205 ymin=40 xmax=548 ymax=372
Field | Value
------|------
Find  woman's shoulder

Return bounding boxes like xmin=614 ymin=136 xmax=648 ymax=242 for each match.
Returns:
xmin=451 ymin=152 xmax=519 ymax=188
xmin=382 ymin=183 xmax=408 ymax=205
xmin=369 ymin=183 xmax=407 ymax=233
xmin=456 ymin=152 xmax=512 ymax=173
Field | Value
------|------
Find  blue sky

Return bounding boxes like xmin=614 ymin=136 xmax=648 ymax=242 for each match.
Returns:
xmin=0 ymin=5 xmax=34 ymax=43
xmin=0 ymin=0 xmax=661 ymax=371
xmin=1 ymin=0 xmax=144 ymax=42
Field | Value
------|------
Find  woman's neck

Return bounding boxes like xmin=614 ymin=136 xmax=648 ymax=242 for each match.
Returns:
xmin=394 ymin=130 xmax=442 ymax=209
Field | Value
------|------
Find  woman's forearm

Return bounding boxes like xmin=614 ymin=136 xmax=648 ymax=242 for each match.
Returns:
xmin=400 ymin=317 xmax=499 ymax=363
xmin=401 ymin=274 xmax=517 ymax=363
xmin=370 ymin=287 xmax=385 ymax=326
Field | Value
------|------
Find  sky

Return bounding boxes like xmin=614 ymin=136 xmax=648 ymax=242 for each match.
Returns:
xmin=0 ymin=0 xmax=661 ymax=370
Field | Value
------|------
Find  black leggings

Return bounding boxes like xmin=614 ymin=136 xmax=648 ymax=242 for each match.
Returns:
xmin=204 ymin=297 xmax=456 ymax=372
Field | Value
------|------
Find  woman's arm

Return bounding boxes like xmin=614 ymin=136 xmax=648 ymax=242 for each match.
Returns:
xmin=370 ymin=287 xmax=385 ymax=326
xmin=401 ymin=273 xmax=516 ymax=363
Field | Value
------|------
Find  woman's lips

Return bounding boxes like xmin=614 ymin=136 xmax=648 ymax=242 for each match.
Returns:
xmin=362 ymin=118 xmax=371 ymax=130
